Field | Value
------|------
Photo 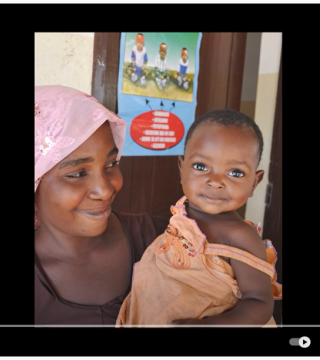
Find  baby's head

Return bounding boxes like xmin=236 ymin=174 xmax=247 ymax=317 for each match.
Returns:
xmin=136 ymin=33 xmax=144 ymax=51
xmin=179 ymin=109 xmax=265 ymax=215
xmin=181 ymin=48 xmax=188 ymax=62
xmin=184 ymin=109 xmax=263 ymax=165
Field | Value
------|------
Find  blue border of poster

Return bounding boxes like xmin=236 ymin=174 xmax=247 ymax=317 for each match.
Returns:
xmin=117 ymin=32 xmax=202 ymax=156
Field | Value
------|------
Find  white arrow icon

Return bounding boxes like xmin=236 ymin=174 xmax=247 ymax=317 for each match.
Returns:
xmin=298 ymin=336 xmax=311 ymax=348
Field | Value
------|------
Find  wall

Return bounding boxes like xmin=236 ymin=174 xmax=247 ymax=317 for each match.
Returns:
xmin=35 ymin=32 xmax=94 ymax=94
xmin=240 ymin=32 xmax=261 ymax=120
xmin=34 ymin=32 xmax=282 ymax=228
xmin=245 ymin=32 xmax=282 ymax=225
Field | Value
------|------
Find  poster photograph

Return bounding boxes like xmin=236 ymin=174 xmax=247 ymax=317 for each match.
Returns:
xmin=117 ymin=32 xmax=202 ymax=156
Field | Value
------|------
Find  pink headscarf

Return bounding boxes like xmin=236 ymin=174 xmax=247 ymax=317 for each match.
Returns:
xmin=34 ymin=85 xmax=127 ymax=230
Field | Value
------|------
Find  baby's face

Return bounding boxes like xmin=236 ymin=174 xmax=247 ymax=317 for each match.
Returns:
xmin=136 ymin=40 xmax=144 ymax=51
xmin=179 ymin=122 xmax=263 ymax=216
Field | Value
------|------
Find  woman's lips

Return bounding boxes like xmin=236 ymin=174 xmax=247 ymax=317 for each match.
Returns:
xmin=75 ymin=206 xmax=111 ymax=220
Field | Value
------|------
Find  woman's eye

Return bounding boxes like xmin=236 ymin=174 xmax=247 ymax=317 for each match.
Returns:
xmin=192 ymin=163 xmax=207 ymax=171
xmin=228 ymin=169 xmax=244 ymax=178
xmin=66 ymin=171 xmax=86 ymax=178
xmin=106 ymin=160 xmax=120 ymax=169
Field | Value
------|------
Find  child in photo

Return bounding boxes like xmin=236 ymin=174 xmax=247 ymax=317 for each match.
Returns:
xmin=126 ymin=33 xmax=149 ymax=85
xmin=150 ymin=43 xmax=170 ymax=88
xmin=173 ymin=47 xmax=191 ymax=90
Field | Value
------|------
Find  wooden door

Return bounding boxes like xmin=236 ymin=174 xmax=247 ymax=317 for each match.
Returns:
xmin=262 ymin=55 xmax=282 ymax=325
xmin=92 ymin=32 xmax=247 ymax=217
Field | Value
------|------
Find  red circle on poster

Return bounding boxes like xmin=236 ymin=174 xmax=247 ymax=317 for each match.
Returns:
xmin=130 ymin=110 xmax=185 ymax=150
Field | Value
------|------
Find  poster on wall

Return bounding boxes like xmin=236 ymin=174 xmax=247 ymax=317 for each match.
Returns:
xmin=117 ymin=32 xmax=202 ymax=156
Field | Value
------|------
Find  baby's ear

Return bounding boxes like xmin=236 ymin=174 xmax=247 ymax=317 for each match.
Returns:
xmin=178 ymin=156 xmax=184 ymax=184
xmin=178 ymin=156 xmax=184 ymax=172
xmin=253 ymin=169 xmax=264 ymax=191
xmin=249 ymin=170 xmax=264 ymax=197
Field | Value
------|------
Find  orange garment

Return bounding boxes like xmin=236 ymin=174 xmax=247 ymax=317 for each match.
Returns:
xmin=116 ymin=196 xmax=282 ymax=327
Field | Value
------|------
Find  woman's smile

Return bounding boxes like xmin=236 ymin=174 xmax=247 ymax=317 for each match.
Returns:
xmin=75 ymin=205 xmax=111 ymax=220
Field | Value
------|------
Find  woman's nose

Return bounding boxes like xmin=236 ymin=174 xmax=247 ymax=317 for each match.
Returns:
xmin=88 ymin=175 xmax=114 ymax=200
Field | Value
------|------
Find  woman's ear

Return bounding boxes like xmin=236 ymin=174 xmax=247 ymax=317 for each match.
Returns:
xmin=250 ymin=169 xmax=264 ymax=196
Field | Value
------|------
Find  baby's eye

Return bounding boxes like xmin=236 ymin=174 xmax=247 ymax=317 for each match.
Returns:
xmin=66 ymin=171 xmax=86 ymax=178
xmin=228 ymin=169 xmax=244 ymax=178
xmin=192 ymin=163 xmax=207 ymax=171
xmin=106 ymin=160 xmax=120 ymax=169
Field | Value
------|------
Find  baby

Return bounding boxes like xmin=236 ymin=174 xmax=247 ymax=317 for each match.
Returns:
xmin=116 ymin=109 xmax=282 ymax=327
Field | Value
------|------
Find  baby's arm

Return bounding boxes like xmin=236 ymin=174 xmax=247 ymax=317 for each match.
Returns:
xmin=171 ymin=224 xmax=274 ymax=326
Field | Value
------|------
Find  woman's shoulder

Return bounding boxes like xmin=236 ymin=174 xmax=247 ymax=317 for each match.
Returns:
xmin=113 ymin=211 xmax=169 ymax=261
xmin=114 ymin=211 xmax=168 ymax=235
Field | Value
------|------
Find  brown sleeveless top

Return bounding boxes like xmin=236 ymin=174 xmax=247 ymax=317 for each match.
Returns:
xmin=35 ymin=212 xmax=168 ymax=326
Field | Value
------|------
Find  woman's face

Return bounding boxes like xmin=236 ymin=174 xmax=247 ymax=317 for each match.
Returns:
xmin=35 ymin=122 xmax=123 ymax=237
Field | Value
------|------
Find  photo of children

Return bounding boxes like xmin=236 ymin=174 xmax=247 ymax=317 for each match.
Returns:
xmin=121 ymin=32 xmax=201 ymax=102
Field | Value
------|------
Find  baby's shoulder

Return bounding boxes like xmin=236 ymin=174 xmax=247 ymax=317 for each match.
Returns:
xmin=227 ymin=220 xmax=267 ymax=260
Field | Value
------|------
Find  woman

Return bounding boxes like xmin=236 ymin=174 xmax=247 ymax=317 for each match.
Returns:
xmin=34 ymin=85 xmax=168 ymax=325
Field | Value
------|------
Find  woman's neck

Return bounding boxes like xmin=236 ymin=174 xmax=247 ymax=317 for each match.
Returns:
xmin=34 ymin=214 xmax=118 ymax=261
